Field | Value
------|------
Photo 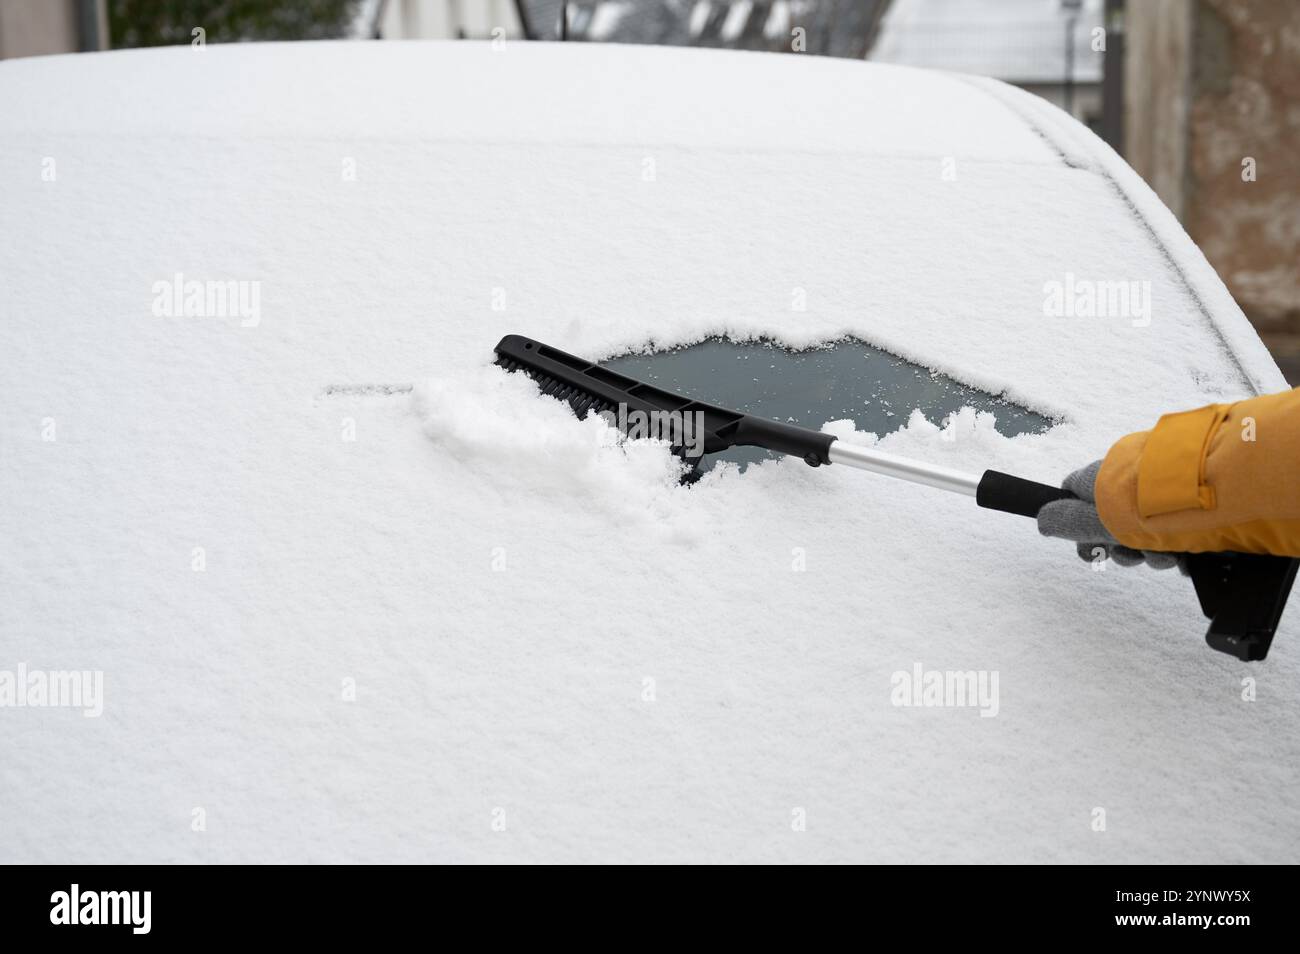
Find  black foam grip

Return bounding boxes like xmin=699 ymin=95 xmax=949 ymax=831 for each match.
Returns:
xmin=976 ymin=470 xmax=1075 ymax=518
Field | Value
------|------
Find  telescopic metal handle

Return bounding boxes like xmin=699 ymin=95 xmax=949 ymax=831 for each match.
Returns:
xmin=827 ymin=441 xmax=980 ymax=497
xmin=826 ymin=441 xmax=1072 ymax=517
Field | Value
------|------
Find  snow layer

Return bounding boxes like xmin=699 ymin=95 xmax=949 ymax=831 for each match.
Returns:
xmin=1 ymin=41 xmax=1295 ymax=863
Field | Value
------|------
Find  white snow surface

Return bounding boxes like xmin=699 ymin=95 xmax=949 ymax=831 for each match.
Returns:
xmin=1 ymin=41 xmax=1295 ymax=864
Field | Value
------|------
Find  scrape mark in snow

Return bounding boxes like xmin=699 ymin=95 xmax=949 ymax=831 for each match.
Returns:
xmin=321 ymin=383 xmax=414 ymax=396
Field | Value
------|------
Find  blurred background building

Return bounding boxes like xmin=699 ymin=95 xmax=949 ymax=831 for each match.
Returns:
xmin=1 ymin=0 xmax=1294 ymax=381
xmin=1123 ymin=0 xmax=1299 ymax=382
xmin=514 ymin=0 xmax=887 ymax=55
xmin=871 ymin=0 xmax=1104 ymax=125
xmin=0 ymin=0 xmax=107 ymax=57
xmin=370 ymin=0 xmax=524 ymax=39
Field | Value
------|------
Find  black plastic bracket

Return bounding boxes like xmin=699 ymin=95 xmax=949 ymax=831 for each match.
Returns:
xmin=973 ymin=469 xmax=1295 ymax=660
xmin=1185 ymin=552 xmax=1298 ymax=661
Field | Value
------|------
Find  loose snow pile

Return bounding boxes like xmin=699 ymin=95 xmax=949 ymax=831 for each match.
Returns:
xmin=415 ymin=366 xmax=696 ymax=537
xmin=0 ymin=41 xmax=1295 ymax=863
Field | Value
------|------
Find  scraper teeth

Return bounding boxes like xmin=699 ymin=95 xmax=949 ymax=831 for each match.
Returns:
xmin=497 ymin=358 xmax=607 ymax=419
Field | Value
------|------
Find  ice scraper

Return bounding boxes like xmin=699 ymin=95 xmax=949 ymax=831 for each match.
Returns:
xmin=494 ymin=333 xmax=1296 ymax=661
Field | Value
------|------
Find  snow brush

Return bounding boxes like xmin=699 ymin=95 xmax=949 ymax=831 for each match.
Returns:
xmin=495 ymin=334 xmax=1296 ymax=661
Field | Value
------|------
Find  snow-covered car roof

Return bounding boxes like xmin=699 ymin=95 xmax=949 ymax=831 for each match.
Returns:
xmin=1 ymin=41 xmax=1294 ymax=863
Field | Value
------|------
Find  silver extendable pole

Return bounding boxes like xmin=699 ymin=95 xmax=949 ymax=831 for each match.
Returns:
xmin=826 ymin=440 xmax=981 ymax=497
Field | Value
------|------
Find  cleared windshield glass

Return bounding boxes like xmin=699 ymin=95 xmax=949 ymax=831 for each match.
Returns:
xmin=602 ymin=338 xmax=1052 ymax=470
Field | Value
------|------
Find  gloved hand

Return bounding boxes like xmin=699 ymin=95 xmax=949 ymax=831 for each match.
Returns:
xmin=1037 ymin=461 xmax=1185 ymax=570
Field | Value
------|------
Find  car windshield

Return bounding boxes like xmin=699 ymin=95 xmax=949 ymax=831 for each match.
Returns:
xmin=602 ymin=338 xmax=1052 ymax=470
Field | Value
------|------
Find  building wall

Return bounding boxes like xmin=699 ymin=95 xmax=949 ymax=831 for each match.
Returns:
xmin=1125 ymin=0 xmax=1300 ymax=381
xmin=0 ymin=0 xmax=78 ymax=58
xmin=378 ymin=0 xmax=524 ymax=40
xmin=868 ymin=0 xmax=1105 ymax=124
xmin=1122 ymin=0 xmax=1193 ymax=218
xmin=0 ymin=0 xmax=106 ymax=59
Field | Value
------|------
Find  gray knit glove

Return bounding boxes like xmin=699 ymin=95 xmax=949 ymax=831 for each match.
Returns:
xmin=1037 ymin=461 xmax=1184 ymax=570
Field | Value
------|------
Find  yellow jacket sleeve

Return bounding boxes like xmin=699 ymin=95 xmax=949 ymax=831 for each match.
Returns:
xmin=1095 ymin=388 xmax=1300 ymax=556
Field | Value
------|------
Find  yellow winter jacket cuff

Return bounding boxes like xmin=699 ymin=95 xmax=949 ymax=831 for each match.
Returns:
xmin=1095 ymin=388 xmax=1300 ymax=557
